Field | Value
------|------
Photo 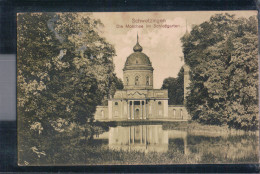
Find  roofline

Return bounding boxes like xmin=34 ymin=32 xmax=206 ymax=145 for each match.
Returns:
xmin=109 ymin=98 xmax=169 ymax=100
xmin=123 ymin=66 xmax=154 ymax=71
xmin=115 ymin=89 xmax=168 ymax=91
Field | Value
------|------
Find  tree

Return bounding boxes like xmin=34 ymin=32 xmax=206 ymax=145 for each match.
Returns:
xmin=161 ymin=67 xmax=184 ymax=105
xmin=226 ymin=30 xmax=258 ymax=130
xmin=114 ymin=76 xmax=124 ymax=90
xmin=17 ymin=13 xmax=118 ymax=131
xmin=181 ymin=14 xmax=258 ymax=130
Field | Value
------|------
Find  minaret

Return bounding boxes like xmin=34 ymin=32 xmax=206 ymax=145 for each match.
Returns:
xmin=183 ymin=64 xmax=190 ymax=104
xmin=183 ymin=20 xmax=190 ymax=105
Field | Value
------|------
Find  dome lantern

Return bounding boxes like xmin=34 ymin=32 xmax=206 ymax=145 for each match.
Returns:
xmin=133 ymin=34 xmax=143 ymax=52
xmin=124 ymin=34 xmax=153 ymax=70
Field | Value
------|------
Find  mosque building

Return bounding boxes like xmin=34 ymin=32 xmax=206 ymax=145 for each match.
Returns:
xmin=94 ymin=35 xmax=190 ymax=121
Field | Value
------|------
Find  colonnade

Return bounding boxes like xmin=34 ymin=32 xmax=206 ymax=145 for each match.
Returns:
xmin=128 ymin=126 xmax=147 ymax=145
xmin=127 ymin=100 xmax=147 ymax=120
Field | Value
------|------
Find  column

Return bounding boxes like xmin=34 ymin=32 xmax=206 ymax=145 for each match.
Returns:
xmin=133 ymin=127 xmax=135 ymax=144
xmin=141 ymin=125 xmax=143 ymax=144
xmin=128 ymin=101 xmax=130 ymax=119
xmin=145 ymin=125 xmax=147 ymax=149
xmin=129 ymin=127 xmax=131 ymax=151
xmin=121 ymin=100 xmax=124 ymax=119
xmin=141 ymin=100 xmax=143 ymax=119
xmin=132 ymin=101 xmax=133 ymax=119
xmin=133 ymin=100 xmax=135 ymax=120
xmin=149 ymin=101 xmax=152 ymax=118
xmin=144 ymin=100 xmax=147 ymax=119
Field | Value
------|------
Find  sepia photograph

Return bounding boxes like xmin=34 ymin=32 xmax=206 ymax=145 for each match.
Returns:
xmin=17 ymin=11 xmax=259 ymax=165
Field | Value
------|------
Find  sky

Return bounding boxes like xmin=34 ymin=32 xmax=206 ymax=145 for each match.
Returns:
xmin=91 ymin=11 xmax=256 ymax=88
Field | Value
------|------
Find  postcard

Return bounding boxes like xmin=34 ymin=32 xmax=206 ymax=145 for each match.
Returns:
xmin=17 ymin=11 xmax=259 ymax=165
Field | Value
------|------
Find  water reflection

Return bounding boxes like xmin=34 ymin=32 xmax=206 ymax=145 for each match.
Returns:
xmin=94 ymin=124 xmax=259 ymax=163
xmin=19 ymin=123 xmax=259 ymax=165
xmin=95 ymin=125 xmax=190 ymax=154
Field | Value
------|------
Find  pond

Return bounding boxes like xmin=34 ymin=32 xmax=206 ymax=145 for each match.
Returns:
xmin=18 ymin=123 xmax=259 ymax=165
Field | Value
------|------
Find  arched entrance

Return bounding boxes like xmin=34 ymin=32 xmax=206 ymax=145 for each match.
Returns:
xmin=135 ymin=109 xmax=140 ymax=119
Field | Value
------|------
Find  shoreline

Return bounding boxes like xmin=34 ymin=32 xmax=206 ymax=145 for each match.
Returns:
xmin=93 ymin=120 xmax=259 ymax=135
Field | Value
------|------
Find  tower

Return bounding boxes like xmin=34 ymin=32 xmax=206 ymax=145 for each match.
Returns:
xmin=123 ymin=34 xmax=154 ymax=90
xmin=183 ymin=64 xmax=190 ymax=104
xmin=183 ymin=20 xmax=190 ymax=105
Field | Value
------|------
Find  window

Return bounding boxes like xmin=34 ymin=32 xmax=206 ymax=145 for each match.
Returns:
xmin=158 ymin=101 xmax=162 ymax=105
xmin=135 ymin=76 xmax=139 ymax=85
xmin=101 ymin=110 xmax=104 ymax=117
xmin=146 ymin=76 xmax=150 ymax=85
xmin=115 ymin=102 xmax=118 ymax=106
xmin=126 ymin=77 xmax=129 ymax=85
xmin=115 ymin=110 xmax=118 ymax=117
xmin=136 ymin=109 xmax=139 ymax=116
xmin=134 ymin=101 xmax=140 ymax=105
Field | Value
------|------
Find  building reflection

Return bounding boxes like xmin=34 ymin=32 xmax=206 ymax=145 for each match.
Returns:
xmin=95 ymin=125 xmax=190 ymax=154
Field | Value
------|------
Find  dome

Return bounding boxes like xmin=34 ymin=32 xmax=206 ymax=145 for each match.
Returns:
xmin=124 ymin=35 xmax=153 ymax=71
xmin=125 ymin=52 xmax=151 ymax=66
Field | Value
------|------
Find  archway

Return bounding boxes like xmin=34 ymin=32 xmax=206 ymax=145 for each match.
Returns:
xmin=135 ymin=109 xmax=140 ymax=119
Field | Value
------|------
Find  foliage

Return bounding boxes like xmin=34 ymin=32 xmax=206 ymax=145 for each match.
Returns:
xmin=181 ymin=13 xmax=258 ymax=130
xmin=109 ymin=73 xmax=124 ymax=97
xmin=17 ymin=12 xmax=118 ymax=134
xmin=161 ymin=67 xmax=184 ymax=105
